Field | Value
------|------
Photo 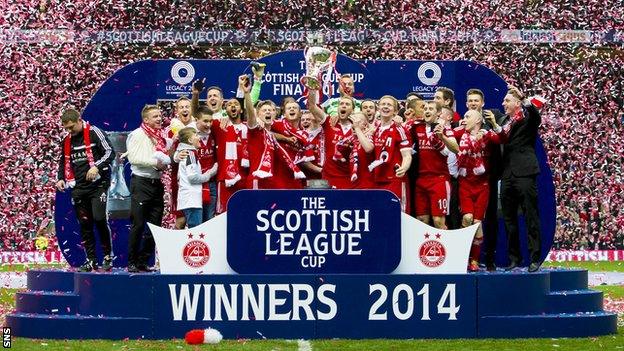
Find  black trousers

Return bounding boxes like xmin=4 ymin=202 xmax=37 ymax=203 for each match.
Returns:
xmin=446 ymin=177 xmax=461 ymax=230
xmin=72 ymin=186 xmax=112 ymax=263
xmin=128 ymin=175 xmax=164 ymax=266
xmin=501 ymin=175 xmax=542 ymax=265
xmin=482 ymin=177 xmax=500 ymax=266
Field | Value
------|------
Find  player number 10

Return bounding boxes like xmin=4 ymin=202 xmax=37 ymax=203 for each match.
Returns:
xmin=438 ymin=199 xmax=448 ymax=210
xmin=368 ymin=283 xmax=460 ymax=321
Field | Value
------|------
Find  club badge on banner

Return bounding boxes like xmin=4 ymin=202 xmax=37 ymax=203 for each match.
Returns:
xmin=149 ymin=215 xmax=234 ymax=274
xmin=394 ymin=214 xmax=478 ymax=274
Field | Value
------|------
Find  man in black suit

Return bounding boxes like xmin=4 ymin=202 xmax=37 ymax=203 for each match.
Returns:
xmin=499 ymin=86 xmax=542 ymax=272
xmin=465 ymin=89 xmax=506 ymax=271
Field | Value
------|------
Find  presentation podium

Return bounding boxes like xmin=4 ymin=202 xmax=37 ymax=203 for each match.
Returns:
xmin=6 ymin=268 xmax=617 ymax=339
xmin=7 ymin=191 xmax=618 ymax=339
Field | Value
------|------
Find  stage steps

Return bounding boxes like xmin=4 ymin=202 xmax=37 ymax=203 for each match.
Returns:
xmin=545 ymin=289 xmax=603 ymax=313
xmin=6 ymin=312 xmax=151 ymax=339
xmin=7 ymin=268 xmax=618 ymax=339
xmin=475 ymin=268 xmax=616 ymax=338
xmin=26 ymin=270 xmax=74 ymax=292
xmin=15 ymin=290 xmax=80 ymax=315
xmin=479 ymin=312 xmax=617 ymax=338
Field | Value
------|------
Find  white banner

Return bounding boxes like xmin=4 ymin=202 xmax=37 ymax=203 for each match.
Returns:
xmin=149 ymin=214 xmax=235 ymax=274
xmin=393 ymin=214 xmax=477 ymax=274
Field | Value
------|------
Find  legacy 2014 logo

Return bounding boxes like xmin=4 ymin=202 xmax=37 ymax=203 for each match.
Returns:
xmin=171 ymin=61 xmax=195 ymax=85
xmin=411 ymin=62 xmax=442 ymax=98
xmin=417 ymin=62 xmax=442 ymax=86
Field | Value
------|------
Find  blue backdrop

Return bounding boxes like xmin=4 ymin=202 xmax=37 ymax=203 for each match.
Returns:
xmin=54 ymin=50 xmax=556 ymax=268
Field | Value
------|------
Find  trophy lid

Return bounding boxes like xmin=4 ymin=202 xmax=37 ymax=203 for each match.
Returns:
xmin=306 ymin=31 xmax=325 ymax=46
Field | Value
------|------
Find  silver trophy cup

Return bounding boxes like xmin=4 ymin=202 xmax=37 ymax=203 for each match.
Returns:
xmin=301 ymin=46 xmax=334 ymax=90
xmin=106 ymin=132 xmax=131 ymax=219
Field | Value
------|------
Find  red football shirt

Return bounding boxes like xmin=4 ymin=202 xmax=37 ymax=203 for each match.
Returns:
xmin=210 ymin=119 xmax=249 ymax=182
xmin=321 ymin=118 xmax=353 ymax=179
xmin=271 ymin=119 xmax=303 ymax=161
xmin=371 ymin=121 xmax=412 ymax=182
xmin=196 ymin=130 xmax=216 ymax=172
xmin=410 ymin=122 xmax=454 ymax=177
xmin=353 ymin=142 xmax=375 ymax=189
xmin=247 ymin=126 xmax=275 ymax=189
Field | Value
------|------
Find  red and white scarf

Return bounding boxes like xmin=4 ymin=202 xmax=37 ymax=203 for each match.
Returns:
xmin=222 ymin=123 xmax=249 ymax=187
xmin=350 ymin=126 xmax=374 ymax=182
xmin=330 ymin=123 xmax=353 ymax=162
xmin=457 ymin=133 xmax=486 ymax=177
xmin=141 ymin=122 xmax=170 ymax=164
xmin=332 ymin=133 xmax=355 ymax=163
xmin=63 ymin=121 xmax=94 ymax=188
xmin=253 ymin=129 xmax=306 ymax=180
xmin=427 ymin=124 xmax=447 ymax=152
xmin=295 ymin=127 xmax=324 ymax=166
xmin=331 ymin=132 xmax=359 ymax=181
xmin=223 ymin=125 xmax=240 ymax=187
xmin=273 ymin=119 xmax=308 ymax=151
xmin=349 ymin=140 xmax=361 ymax=182
xmin=368 ymin=122 xmax=399 ymax=172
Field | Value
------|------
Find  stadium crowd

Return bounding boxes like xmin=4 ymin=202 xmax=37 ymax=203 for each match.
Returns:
xmin=3 ymin=0 xmax=622 ymax=30
xmin=0 ymin=1 xmax=622 ymax=252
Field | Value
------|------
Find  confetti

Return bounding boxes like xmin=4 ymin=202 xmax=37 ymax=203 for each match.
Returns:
xmin=0 ymin=5 xmax=621 ymax=256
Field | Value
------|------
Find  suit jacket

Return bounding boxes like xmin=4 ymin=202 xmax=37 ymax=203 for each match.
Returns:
xmin=501 ymin=103 xmax=541 ymax=178
xmin=483 ymin=109 xmax=506 ymax=180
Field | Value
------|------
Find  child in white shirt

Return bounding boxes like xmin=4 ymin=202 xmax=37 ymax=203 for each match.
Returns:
xmin=176 ymin=127 xmax=218 ymax=228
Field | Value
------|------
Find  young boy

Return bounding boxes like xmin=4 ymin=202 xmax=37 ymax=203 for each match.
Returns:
xmin=175 ymin=127 xmax=218 ymax=228
xmin=194 ymin=107 xmax=218 ymax=221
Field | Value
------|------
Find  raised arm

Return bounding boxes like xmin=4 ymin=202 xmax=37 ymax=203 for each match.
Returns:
xmin=191 ymin=78 xmax=205 ymax=118
xmin=307 ymin=90 xmax=327 ymax=124
xmin=434 ymin=124 xmax=460 ymax=154
xmin=509 ymin=85 xmax=542 ymax=127
xmin=250 ymin=64 xmax=265 ymax=105
xmin=239 ymin=75 xmax=257 ymax=128
xmin=352 ymin=115 xmax=374 ymax=153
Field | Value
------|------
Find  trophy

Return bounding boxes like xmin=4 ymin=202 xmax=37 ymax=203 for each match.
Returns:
xmin=106 ymin=132 xmax=131 ymax=219
xmin=300 ymin=32 xmax=335 ymax=90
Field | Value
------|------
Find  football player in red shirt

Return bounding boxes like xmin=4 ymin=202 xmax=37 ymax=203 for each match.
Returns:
xmin=368 ymin=96 xmax=412 ymax=212
xmin=199 ymin=86 xmax=249 ymax=214
xmin=454 ymin=109 xmax=507 ymax=271
xmin=350 ymin=112 xmax=376 ymax=190
xmin=243 ymin=76 xmax=307 ymax=190
xmin=409 ymin=101 xmax=459 ymax=228
xmin=308 ymin=89 xmax=357 ymax=189
xmin=271 ymin=98 xmax=307 ymax=189
xmin=193 ymin=106 xmax=218 ymax=221
xmin=297 ymin=111 xmax=324 ymax=179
